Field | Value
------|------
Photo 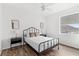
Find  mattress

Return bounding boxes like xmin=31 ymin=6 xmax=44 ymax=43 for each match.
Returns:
xmin=24 ymin=36 xmax=58 ymax=52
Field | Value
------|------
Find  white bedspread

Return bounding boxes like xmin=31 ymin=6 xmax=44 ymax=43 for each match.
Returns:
xmin=24 ymin=36 xmax=58 ymax=52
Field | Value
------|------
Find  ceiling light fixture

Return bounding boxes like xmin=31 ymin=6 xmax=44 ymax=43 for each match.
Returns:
xmin=41 ymin=3 xmax=46 ymax=11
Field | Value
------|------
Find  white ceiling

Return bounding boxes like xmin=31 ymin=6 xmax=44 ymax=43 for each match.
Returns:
xmin=43 ymin=3 xmax=79 ymax=14
xmin=4 ymin=3 xmax=79 ymax=15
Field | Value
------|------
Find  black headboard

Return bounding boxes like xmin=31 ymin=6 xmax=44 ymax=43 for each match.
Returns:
xmin=23 ymin=27 xmax=40 ymax=37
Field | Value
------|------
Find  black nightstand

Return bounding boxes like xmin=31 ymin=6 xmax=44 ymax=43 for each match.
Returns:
xmin=40 ymin=34 xmax=47 ymax=37
xmin=10 ymin=37 xmax=22 ymax=47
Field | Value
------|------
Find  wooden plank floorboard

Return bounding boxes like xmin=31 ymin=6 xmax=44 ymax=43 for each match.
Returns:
xmin=1 ymin=45 xmax=79 ymax=56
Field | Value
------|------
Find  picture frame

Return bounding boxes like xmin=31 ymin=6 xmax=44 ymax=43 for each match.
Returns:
xmin=40 ymin=22 xmax=44 ymax=29
xmin=11 ymin=20 xmax=19 ymax=29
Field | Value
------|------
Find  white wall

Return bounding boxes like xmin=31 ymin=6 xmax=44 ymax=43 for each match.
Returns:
xmin=1 ymin=3 xmax=46 ymax=50
xmin=60 ymin=33 xmax=79 ymax=49
xmin=0 ymin=4 xmax=2 ymax=51
xmin=45 ymin=5 xmax=79 ymax=48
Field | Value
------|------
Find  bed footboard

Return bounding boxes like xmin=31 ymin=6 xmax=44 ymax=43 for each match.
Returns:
xmin=38 ymin=38 xmax=59 ymax=52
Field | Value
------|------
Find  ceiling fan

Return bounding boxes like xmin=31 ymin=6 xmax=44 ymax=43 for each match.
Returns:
xmin=41 ymin=3 xmax=54 ymax=11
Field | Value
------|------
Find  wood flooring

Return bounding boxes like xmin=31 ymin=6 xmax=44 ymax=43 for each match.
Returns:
xmin=1 ymin=45 xmax=79 ymax=56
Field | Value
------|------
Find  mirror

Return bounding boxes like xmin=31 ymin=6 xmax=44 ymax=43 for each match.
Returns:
xmin=11 ymin=20 xmax=19 ymax=29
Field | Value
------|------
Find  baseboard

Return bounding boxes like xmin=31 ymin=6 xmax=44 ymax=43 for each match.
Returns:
xmin=60 ymin=43 xmax=79 ymax=50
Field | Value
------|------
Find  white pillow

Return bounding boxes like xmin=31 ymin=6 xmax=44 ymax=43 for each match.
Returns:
xmin=29 ymin=33 xmax=36 ymax=37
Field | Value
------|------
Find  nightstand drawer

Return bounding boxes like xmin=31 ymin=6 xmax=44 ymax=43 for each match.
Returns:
xmin=40 ymin=34 xmax=46 ymax=37
xmin=11 ymin=37 xmax=22 ymax=44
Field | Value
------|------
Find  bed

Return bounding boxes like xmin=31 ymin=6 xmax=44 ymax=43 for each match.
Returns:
xmin=23 ymin=27 xmax=59 ymax=55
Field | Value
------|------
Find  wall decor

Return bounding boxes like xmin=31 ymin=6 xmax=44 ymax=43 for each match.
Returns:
xmin=40 ymin=22 xmax=44 ymax=34
xmin=40 ymin=22 xmax=44 ymax=29
xmin=11 ymin=20 xmax=19 ymax=29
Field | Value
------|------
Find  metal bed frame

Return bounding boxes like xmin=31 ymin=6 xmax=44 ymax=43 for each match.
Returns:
xmin=23 ymin=27 xmax=59 ymax=56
